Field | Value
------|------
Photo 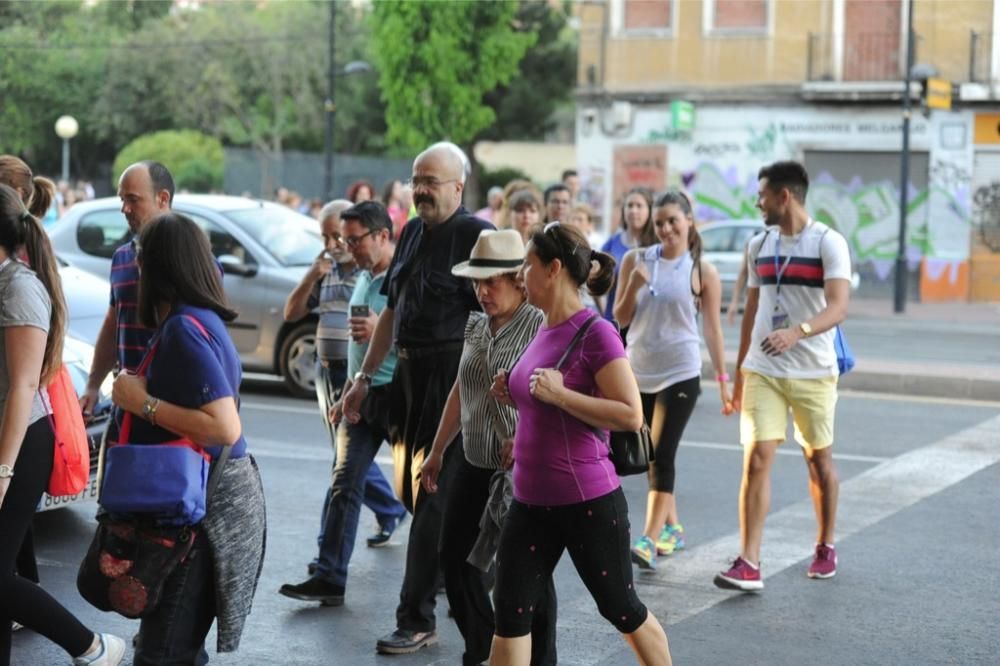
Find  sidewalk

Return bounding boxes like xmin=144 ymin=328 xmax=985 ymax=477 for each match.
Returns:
xmin=705 ymin=299 xmax=1000 ymax=402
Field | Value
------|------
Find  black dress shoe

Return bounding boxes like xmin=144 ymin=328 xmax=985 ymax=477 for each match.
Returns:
xmin=278 ymin=578 xmax=345 ymax=606
xmin=375 ymin=629 xmax=438 ymax=654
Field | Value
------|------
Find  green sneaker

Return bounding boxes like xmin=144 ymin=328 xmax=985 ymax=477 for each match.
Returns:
xmin=630 ymin=535 xmax=657 ymax=570
xmin=656 ymin=523 xmax=686 ymax=556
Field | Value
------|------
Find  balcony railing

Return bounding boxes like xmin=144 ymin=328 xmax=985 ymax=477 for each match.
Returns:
xmin=970 ymin=30 xmax=994 ymax=84
xmin=807 ymin=32 xmax=916 ymax=82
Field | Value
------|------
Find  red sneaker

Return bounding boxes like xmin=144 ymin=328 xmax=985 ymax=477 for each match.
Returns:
xmin=713 ymin=556 xmax=763 ymax=591
xmin=807 ymin=544 xmax=837 ymax=579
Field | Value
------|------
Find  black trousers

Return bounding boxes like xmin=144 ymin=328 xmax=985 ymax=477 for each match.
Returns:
xmin=0 ymin=418 xmax=93 ymax=665
xmin=640 ymin=376 xmax=701 ymax=493
xmin=441 ymin=456 xmax=557 ymax=666
xmin=389 ymin=348 xmax=462 ymax=633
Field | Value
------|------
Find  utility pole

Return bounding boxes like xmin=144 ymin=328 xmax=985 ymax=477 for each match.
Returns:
xmin=894 ymin=1 xmax=916 ymax=313
xmin=322 ymin=0 xmax=337 ymax=202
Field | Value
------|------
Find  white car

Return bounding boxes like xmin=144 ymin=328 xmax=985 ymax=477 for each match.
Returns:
xmin=699 ymin=219 xmax=765 ymax=307
xmin=48 ymin=195 xmax=325 ymax=397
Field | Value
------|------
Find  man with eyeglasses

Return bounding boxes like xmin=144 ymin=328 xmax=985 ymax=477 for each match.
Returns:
xmin=543 ymin=183 xmax=572 ymax=224
xmin=280 ymin=199 xmax=406 ymax=606
xmin=343 ymin=142 xmax=493 ymax=656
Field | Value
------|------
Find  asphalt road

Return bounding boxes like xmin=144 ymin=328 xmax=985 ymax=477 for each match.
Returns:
xmin=14 ymin=381 xmax=1000 ymax=665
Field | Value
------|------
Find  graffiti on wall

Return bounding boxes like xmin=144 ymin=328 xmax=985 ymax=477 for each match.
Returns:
xmin=973 ymin=181 xmax=1000 ymax=251
xmin=685 ymin=162 xmax=971 ymax=280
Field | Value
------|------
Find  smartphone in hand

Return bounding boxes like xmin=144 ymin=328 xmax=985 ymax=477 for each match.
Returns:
xmin=350 ymin=304 xmax=370 ymax=318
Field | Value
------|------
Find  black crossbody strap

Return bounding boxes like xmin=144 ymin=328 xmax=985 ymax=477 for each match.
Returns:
xmin=554 ymin=313 xmax=600 ymax=371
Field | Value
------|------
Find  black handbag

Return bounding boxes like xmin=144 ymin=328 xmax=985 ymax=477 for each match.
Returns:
xmin=554 ymin=314 xmax=654 ymax=477
xmin=77 ymin=434 xmax=231 ymax=619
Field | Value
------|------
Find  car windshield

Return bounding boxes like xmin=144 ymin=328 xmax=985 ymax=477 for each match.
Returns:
xmin=223 ymin=205 xmax=323 ymax=266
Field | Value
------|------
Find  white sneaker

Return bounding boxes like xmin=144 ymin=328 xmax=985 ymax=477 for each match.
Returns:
xmin=73 ymin=633 xmax=126 ymax=666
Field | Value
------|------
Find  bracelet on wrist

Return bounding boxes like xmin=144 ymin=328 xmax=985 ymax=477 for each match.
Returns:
xmin=716 ymin=373 xmax=731 ymax=383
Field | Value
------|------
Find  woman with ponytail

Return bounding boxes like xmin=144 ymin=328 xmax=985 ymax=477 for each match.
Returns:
xmin=613 ymin=190 xmax=732 ymax=572
xmin=0 ymin=154 xmax=56 ymax=605
xmin=0 ymin=184 xmax=125 ymax=665
xmin=488 ymin=222 xmax=671 ymax=665
xmin=0 ymin=155 xmax=57 ymax=221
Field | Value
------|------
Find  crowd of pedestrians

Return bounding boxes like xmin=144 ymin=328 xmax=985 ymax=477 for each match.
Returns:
xmin=0 ymin=144 xmax=852 ymax=665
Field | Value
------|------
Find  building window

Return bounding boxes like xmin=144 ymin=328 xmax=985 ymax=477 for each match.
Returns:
xmin=623 ymin=0 xmax=672 ymax=32
xmin=707 ymin=0 xmax=768 ymax=34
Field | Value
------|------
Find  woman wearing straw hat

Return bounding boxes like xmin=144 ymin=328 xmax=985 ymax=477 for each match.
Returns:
xmin=421 ymin=229 xmax=556 ymax=666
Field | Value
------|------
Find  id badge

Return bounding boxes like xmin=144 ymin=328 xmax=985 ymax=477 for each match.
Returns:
xmin=771 ymin=312 xmax=790 ymax=330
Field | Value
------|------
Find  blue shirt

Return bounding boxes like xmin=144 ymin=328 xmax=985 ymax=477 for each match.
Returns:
xmin=601 ymin=231 xmax=635 ymax=321
xmin=347 ymin=270 xmax=396 ymax=386
xmin=110 ymin=240 xmax=155 ymax=373
xmin=114 ymin=304 xmax=248 ymax=459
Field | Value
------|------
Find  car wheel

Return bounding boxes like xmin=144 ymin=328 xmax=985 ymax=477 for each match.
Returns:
xmin=279 ymin=322 xmax=318 ymax=399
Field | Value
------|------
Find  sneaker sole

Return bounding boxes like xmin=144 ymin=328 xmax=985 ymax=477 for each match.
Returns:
xmin=278 ymin=588 xmax=345 ymax=606
xmin=713 ymin=573 xmax=763 ymax=592
xmin=807 ymin=569 xmax=837 ymax=579
xmin=367 ymin=538 xmax=392 ymax=548
xmin=375 ymin=634 xmax=438 ymax=654
xmin=630 ymin=550 xmax=656 ymax=570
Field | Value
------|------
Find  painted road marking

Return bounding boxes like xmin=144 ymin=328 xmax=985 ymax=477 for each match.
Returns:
xmin=242 ymin=401 xmax=318 ymax=416
xmin=562 ymin=413 xmax=1000 ymax=665
xmin=249 ymin=437 xmax=888 ymax=465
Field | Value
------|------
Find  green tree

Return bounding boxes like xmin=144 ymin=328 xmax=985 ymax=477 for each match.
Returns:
xmin=369 ymin=0 xmax=535 ymax=153
xmin=0 ymin=1 xmax=119 ymax=177
xmin=112 ymin=130 xmax=224 ymax=191
xmin=479 ymin=0 xmax=577 ymax=142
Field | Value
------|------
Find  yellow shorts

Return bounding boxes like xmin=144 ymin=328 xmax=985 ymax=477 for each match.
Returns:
xmin=739 ymin=370 xmax=838 ymax=450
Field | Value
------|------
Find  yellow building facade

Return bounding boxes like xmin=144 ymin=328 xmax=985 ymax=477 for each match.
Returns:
xmin=574 ymin=0 xmax=1000 ymax=302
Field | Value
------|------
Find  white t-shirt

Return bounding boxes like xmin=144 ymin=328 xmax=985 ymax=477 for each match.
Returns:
xmin=742 ymin=220 xmax=851 ymax=379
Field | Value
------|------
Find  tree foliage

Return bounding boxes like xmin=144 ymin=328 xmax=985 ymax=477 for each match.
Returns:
xmin=112 ymin=130 xmax=224 ymax=192
xmin=369 ymin=0 xmax=536 ymax=153
xmin=480 ymin=0 xmax=577 ymax=141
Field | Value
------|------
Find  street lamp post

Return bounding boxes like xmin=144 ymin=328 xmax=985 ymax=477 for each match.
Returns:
xmin=894 ymin=6 xmax=916 ymax=314
xmin=321 ymin=1 xmax=372 ymax=201
xmin=54 ymin=115 xmax=79 ymax=184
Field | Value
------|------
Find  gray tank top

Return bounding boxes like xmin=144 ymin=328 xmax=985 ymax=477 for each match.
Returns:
xmin=625 ymin=246 xmax=702 ymax=393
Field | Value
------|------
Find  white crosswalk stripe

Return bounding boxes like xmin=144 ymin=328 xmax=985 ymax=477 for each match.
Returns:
xmin=560 ymin=413 xmax=1000 ymax=665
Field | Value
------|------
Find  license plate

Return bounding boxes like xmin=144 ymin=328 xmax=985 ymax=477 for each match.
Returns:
xmin=37 ymin=475 xmax=100 ymax=512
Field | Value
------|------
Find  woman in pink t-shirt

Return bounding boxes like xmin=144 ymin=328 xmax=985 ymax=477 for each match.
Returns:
xmin=489 ymin=222 xmax=672 ymax=665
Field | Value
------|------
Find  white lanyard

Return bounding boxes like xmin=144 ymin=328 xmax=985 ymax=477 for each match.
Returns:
xmin=648 ymin=251 xmax=685 ymax=297
xmin=0 ymin=257 xmax=11 ymax=273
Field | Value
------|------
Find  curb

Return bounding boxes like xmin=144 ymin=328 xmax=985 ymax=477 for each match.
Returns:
xmin=700 ymin=358 xmax=1000 ymax=403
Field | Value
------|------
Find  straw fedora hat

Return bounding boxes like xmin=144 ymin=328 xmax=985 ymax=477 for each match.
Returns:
xmin=451 ymin=229 xmax=526 ymax=279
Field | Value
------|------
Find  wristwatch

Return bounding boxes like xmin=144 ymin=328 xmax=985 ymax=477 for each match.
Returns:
xmin=0 ymin=464 xmax=14 ymax=479
xmin=798 ymin=322 xmax=813 ymax=337
xmin=353 ymin=371 xmax=373 ymax=385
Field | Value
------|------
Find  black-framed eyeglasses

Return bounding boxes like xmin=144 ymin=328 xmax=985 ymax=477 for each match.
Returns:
xmin=405 ymin=176 xmax=459 ymax=189
xmin=344 ymin=230 xmax=374 ymax=248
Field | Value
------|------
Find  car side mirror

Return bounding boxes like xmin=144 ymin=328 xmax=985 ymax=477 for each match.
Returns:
xmin=219 ymin=254 xmax=258 ymax=278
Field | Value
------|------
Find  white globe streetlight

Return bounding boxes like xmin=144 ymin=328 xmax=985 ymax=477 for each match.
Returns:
xmin=54 ymin=115 xmax=79 ymax=183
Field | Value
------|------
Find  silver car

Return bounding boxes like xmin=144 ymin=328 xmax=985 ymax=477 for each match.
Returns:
xmin=699 ymin=218 xmax=765 ymax=307
xmin=48 ymin=195 xmax=324 ymax=397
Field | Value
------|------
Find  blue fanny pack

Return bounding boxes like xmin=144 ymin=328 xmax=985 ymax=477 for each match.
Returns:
xmin=834 ymin=325 xmax=855 ymax=375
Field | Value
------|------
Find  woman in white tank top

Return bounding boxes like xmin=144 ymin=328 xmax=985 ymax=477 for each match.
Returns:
xmin=613 ymin=190 xmax=732 ymax=571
